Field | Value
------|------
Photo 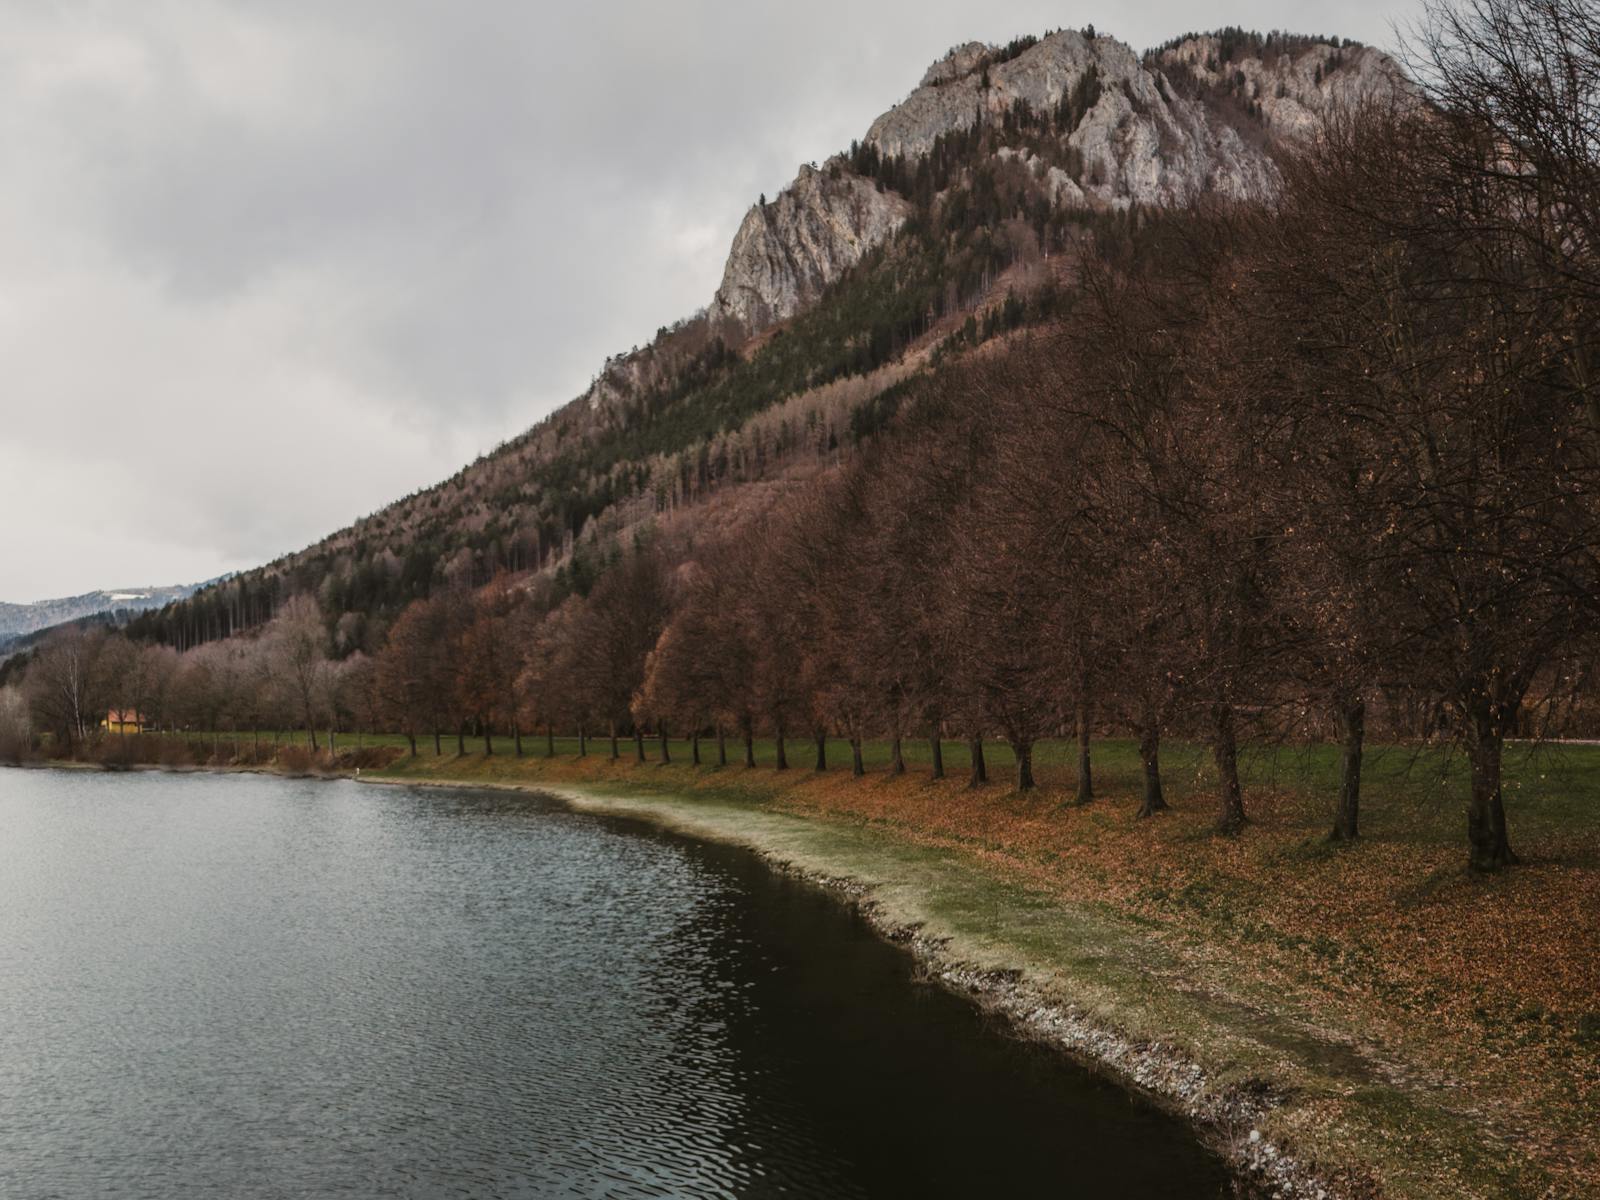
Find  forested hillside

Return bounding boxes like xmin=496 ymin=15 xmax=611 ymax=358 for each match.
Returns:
xmin=111 ymin=26 xmax=1398 ymax=651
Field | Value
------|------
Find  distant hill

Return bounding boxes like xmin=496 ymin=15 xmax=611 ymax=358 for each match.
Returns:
xmin=0 ymin=584 xmax=201 ymax=646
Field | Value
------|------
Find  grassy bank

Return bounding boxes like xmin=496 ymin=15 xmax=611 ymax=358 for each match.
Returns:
xmin=356 ymin=736 xmax=1599 ymax=1200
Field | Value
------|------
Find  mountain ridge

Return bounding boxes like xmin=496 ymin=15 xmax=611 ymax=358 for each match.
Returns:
xmin=0 ymin=583 xmax=202 ymax=645
xmin=125 ymin=25 xmax=1408 ymax=651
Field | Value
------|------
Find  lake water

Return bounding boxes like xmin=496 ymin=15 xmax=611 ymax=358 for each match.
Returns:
xmin=0 ymin=769 xmax=1231 ymax=1198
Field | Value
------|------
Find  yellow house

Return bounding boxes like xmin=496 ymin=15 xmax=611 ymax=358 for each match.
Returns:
xmin=103 ymin=709 xmax=145 ymax=735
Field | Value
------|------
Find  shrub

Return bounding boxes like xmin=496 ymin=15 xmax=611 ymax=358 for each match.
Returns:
xmin=276 ymin=745 xmax=318 ymax=775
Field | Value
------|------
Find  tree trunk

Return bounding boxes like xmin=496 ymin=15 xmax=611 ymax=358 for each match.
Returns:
xmin=512 ymin=721 xmax=522 ymax=758
xmin=930 ymin=732 xmax=944 ymax=781
xmin=1074 ymin=695 xmax=1093 ymax=805
xmin=456 ymin=723 xmax=466 ymax=756
xmin=850 ymin=734 xmax=865 ymax=778
xmin=814 ymin=729 xmax=828 ymax=771
xmin=1329 ymin=698 xmax=1365 ymax=843
xmin=407 ymin=731 xmax=417 ymax=757
xmin=659 ymin=725 xmax=670 ymax=764
xmin=579 ymin=725 xmax=588 ymax=757
xmin=433 ymin=728 xmax=442 ymax=756
xmin=1213 ymin=704 xmax=1247 ymax=835
xmin=1011 ymin=738 xmax=1035 ymax=791
xmin=634 ymin=728 xmax=646 ymax=763
xmin=1136 ymin=722 xmax=1167 ymax=818
xmin=743 ymin=723 xmax=756 ymax=768
xmin=775 ymin=724 xmax=788 ymax=771
xmin=889 ymin=735 xmax=905 ymax=776
xmin=691 ymin=730 xmax=701 ymax=766
xmin=969 ymin=735 xmax=987 ymax=787
xmin=1467 ymin=717 xmax=1518 ymax=871
xmin=547 ymin=724 xmax=555 ymax=757
xmin=609 ymin=722 xmax=619 ymax=761
xmin=483 ymin=720 xmax=493 ymax=756
xmin=310 ymin=727 xmax=320 ymax=752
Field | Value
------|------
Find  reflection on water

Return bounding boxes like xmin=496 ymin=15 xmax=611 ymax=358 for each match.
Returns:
xmin=0 ymin=770 xmax=1230 ymax=1198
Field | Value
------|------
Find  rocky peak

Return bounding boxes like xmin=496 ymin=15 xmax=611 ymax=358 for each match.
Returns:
xmin=867 ymin=30 xmax=1114 ymax=162
xmin=707 ymin=27 xmax=1408 ymax=338
xmin=1155 ymin=37 xmax=1409 ymax=139
xmin=920 ymin=42 xmax=988 ymax=88
xmin=864 ymin=29 xmax=1406 ymax=205
xmin=710 ymin=162 xmax=911 ymax=331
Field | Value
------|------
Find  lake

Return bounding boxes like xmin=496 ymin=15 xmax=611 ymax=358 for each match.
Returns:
xmin=0 ymin=769 xmax=1230 ymax=1198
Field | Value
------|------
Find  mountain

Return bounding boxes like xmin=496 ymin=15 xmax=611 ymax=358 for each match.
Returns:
xmin=129 ymin=27 xmax=1406 ymax=651
xmin=0 ymin=584 xmax=201 ymax=646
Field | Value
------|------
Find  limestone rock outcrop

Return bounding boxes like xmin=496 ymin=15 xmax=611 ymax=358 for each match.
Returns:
xmin=708 ymin=28 xmax=1407 ymax=335
xmin=710 ymin=165 xmax=911 ymax=330
xmin=1156 ymin=37 xmax=1408 ymax=141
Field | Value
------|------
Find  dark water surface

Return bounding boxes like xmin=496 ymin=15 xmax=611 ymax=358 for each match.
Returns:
xmin=0 ymin=769 xmax=1231 ymax=1198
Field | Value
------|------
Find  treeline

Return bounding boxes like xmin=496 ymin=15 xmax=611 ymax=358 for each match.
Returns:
xmin=7 ymin=597 xmax=384 ymax=760
xmin=9 ymin=2 xmax=1596 ymax=876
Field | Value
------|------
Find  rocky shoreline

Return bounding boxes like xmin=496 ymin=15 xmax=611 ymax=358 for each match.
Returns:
xmin=770 ymin=859 xmax=1356 ymax=1200
xmin=534 ymin=780 xmax=1368 ymax=1200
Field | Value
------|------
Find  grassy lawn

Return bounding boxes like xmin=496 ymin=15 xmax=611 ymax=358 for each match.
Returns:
xmin=359 ymin=729 xmax=1598 ymax=843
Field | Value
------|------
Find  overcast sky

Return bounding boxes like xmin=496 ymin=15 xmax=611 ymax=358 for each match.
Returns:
xmin=0 ymin=0 xmax=1423 ymax=603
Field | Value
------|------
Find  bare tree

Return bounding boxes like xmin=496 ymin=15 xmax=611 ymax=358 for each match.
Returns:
xmin=0 ymin=686 xmax=33 ymax=761
xmin=455 ymin=577 xmax=528 ymax=756
xmin=25 ymin=626 xmax=111 ymax=752
xmin=265 ymin=596 xmax=330 ymax=750
xmin=377 ymin=594 xmax=458 ymax=755
xmin=1263 ymin=101 xmax=1600 ymax=869
xmin=575 ymin=542 xmax=670 ymax=761
xmin=1408 ymin=0 xmax=1600 ymax=311
xmin=1069 ymin=222 xmax=1282 ymax=833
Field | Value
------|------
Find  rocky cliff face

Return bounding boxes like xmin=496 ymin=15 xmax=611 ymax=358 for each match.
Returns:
xmin=710 ymin=164 xmax=911 ymax=330
xmin=710 ymin=29 xmax=1407 ymax=335
xmin=863 ymin=29 xmax=1406 ymax=205
xmin=1156 ymin=37 xmax=1406 ymax=141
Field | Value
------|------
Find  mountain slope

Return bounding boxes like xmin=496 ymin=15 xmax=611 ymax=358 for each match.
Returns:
xmin=129 ymin=26 xmax=1407 ymax=650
